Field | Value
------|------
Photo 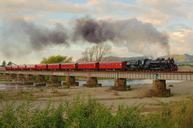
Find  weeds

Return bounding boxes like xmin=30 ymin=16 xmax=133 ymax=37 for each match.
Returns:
xmin=0 ymin=97 xmax=193 ymax=128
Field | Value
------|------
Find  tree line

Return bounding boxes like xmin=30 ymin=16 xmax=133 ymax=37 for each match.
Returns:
xmin=1 ymin=44 xmax=112 ymax=66
xmin=0 ymin=61 xmax=12 ymax=67
xmin=41 ymin=43 xmax=111 ymax=64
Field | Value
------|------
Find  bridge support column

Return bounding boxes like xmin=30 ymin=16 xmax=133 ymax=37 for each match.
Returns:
xmin=0 ymin=73 xmax=12 ymax=81
xmin=64 ymin=76 xmax=79 ymax=87
xmin=84 ymin=77 xmax=101 ymax=87
xmin=16 ymin=74 xmax=26 ymax=83
xmin=10 ymin=74 xmax=17 ymax=81
xmin=147 ymin=80 xmax=170 ymax=97
xmin=34 ymin=75 xmax=47 ymax=87
xmin=25 ymin=75 xmax=35 ymax=81
xmin=4 ymin=74 xmax=11 ymax=81
xmin=23 ymin=75 xmax=35 ymax=85
xmin=113 ymin=78 xmax=130 ymax=91
xmin=0 ymin=73 xmax=5 ymax=80
xmin=48 ymin=76 xmax=61 ymax=87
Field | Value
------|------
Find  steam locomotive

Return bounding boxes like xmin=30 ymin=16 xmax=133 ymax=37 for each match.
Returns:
xmin=5 ymin=58 xmax=178 ymax=72
xmin=126 ymin=58 xmax=177 ymax=71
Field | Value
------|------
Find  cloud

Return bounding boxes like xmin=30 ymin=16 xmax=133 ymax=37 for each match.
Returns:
xmin=1 ymin=0 xmax=192 ymax=26
xmin=0 ymin=0 xmax=193 ymax=63
xmin=140 ymin=0 xmax=193 ymax=21
xmin=169 ymin=26 xmax=193 ymax=54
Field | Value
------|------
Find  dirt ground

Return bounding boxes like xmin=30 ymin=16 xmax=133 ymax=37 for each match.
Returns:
xmin=1 ymin=80 xmax=193 ymax=113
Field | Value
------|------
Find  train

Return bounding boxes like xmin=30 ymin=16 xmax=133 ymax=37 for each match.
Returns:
xmin=4 ymin=58 xmax=178 ymax=72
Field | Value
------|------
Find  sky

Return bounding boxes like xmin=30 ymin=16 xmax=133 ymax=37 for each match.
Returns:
xmin=0 ymin=0 xmax=193 ymax=64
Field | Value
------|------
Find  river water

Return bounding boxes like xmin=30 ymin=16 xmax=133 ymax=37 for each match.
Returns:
xmin=0 ymin=79 xmax=182 ymax=90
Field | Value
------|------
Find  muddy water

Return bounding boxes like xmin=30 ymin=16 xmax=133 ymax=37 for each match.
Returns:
xmin=0 ymin=79 xmax=182 ymax=90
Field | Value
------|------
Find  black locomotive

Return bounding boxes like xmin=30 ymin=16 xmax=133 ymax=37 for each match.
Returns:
xmin=126 ymin=58 xmax=178 ymax=71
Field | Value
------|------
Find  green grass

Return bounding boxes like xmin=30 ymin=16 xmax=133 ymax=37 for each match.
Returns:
xmin=0 ymin=98 xmax=193 ymax=128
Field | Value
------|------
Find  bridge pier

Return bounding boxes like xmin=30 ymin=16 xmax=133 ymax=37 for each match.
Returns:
xmin=23 ymin=74 xmax=35 ymax=85
xmin=25 ymin=74 xmax=35 ymax=81
xmin=4 ymin=74 xmax=11 ymax=81
xmin=15 ymin=74 xmax=34 ymax=85
xmin=10 ymin=74 xmax=17 ymax=81
xmin=0 ymin=73 xmax=12 ymax=81
xmin=84 ymin=77 xmax=101 ymax=87
xmin=153 ymin=80 xmax=170 ymax=97
xmin=16 ymin=74 xmax=26 ymax=83
xmin=0 ymin=73 xmax=5 ymax=80
xmin=48 ymin=75 xmax=61 ymax=87
xmin=34 ymin=75 xmax=47 ymax=87
xmin=113 ymin=78 xmax=130 ymax=91
xmin=147 ymin=80 xmax=170 ymax=97
xmin=64 ymin=76 xmax=79 ymax=87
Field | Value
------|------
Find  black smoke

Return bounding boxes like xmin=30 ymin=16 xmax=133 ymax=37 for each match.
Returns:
xmin=13 ymin=20 xmax=69 ymax=49
xmin=73 ymin=19 xmax=115 ymax=43
xmin=0 ymin=18 xmax=170 ymax=58
xmin=73 ymin=18 xmax=169 ymax=57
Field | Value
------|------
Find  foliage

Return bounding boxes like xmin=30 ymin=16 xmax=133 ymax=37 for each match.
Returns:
xmin=0 ymin=61 xmax=14 ymax=67
xmin=7 ymin=61 xmax=12 ymax=66
xmin=1 ymin=61 xmax=6 ymax=67
xmin=41 ymin=55 xmax=73 ymax=64
xmin=1 ymin=98 xmax=193 ymax=128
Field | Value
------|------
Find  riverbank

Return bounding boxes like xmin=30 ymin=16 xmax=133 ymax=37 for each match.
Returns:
xmin=0 ymin=93 xmax=193 ymax=128
xmin=0 ymin=80 xmax=193 ymax=113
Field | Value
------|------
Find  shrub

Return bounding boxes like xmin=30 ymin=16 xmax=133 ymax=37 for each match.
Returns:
xmin=0 ymin=98 xmax=193 ymax=128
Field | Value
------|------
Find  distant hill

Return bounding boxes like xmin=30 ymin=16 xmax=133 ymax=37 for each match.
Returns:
xmin=166 ymin=54 xmax=193 ymax=64
xmin=102 ymin=56 xmax=146 ymax=62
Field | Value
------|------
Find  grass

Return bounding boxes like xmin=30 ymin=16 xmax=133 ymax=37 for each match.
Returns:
xmin=0 ymin=97 xmax=193 ymax=128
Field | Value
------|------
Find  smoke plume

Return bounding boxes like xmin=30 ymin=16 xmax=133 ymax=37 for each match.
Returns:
xmin=0 ymin=19 xmax=69 ymax=58
xmin=0 ymin=18 xmax=169 ymax=58
xmin=13 ymin=20 xmax=69 ymax=49
xmin=73 ymin=18 xmax=169 ymax=57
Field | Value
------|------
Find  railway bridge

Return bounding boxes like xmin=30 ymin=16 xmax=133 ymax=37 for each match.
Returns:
xmin=1 ymin=70 xmax=193 ymax=96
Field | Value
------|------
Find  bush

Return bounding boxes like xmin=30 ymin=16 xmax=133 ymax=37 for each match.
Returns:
xmin=1 ymin=98 xmax=193 ymax=128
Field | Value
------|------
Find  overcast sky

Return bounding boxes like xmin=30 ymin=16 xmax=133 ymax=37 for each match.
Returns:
xmin=0 ymin=0 xmax=193 ymax=64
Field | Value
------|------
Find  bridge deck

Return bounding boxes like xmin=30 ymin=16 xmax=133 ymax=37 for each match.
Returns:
xmin=1 ymin=71 xmax=193 ymax=80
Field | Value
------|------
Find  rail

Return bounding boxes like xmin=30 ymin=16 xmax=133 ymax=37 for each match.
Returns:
xmin=1 ymin=70 xmax=193 ymax=80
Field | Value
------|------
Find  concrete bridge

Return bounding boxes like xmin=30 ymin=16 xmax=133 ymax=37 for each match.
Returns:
xmin=1 ymin=70 xmax=193 ymax=97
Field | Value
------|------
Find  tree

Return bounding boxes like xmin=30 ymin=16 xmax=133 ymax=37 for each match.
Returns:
xmin=1 ymin=61 xmax=6 ymax=67
xmin=79 ymin=43 xmax=111 ymax=62
xmin=7 ymin=61 xmax=12 ymax=66
xmin=41 ymin=55 xmax=73 ymax=64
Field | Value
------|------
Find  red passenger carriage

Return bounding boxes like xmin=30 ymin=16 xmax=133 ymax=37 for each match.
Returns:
xmin=0 ymin=67 xmax=6 ymax=71
xmin=5 ymin=66 xmax=12 ymax=71
xmin=99 ymin=61 xmax=127 ymax=70
xmin=11 ymin=66 xmax=19 ymax=71
xmin=61 ymin=63 xmax=77 ymax=70
xmin=47 ymin=64 xmax=60 ymax=70
xmin=36 ymin=64 xmax=47 ymax=70
xmin=77 ymin=62 xmax=99 ymax=70
xmin=18 ymin=65 xmax=27 ymax=70
xmin=26 ymin=65 xmax=36 ymax=70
